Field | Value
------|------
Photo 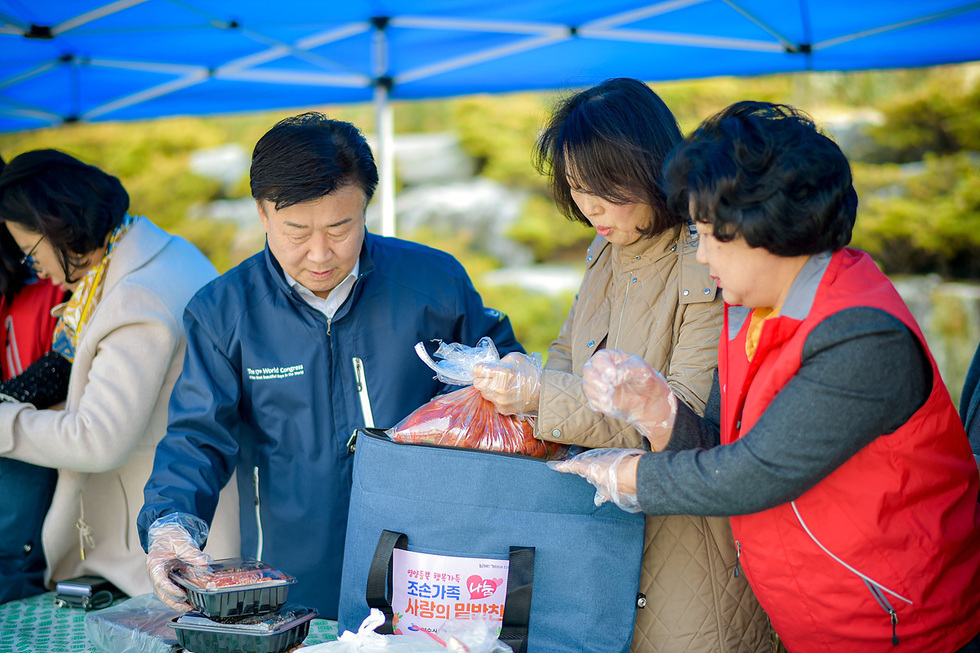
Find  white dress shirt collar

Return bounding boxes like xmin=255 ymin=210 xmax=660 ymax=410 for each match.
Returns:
xmin=283 ymin=260 xmax=360 ymax=320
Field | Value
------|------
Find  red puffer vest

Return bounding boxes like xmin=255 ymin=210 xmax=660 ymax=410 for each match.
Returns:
xmin=0 ymin=277 xmax=64 ymax=381
xmin=720 ymin=248 xmax=980 ymax=652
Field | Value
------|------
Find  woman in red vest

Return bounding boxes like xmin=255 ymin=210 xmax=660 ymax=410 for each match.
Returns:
xmin=553 ymin=101 xmax=980 ymax=652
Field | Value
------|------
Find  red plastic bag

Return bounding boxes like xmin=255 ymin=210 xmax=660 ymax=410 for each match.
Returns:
xmin=390 ymin=385 xmax=566 ymax=459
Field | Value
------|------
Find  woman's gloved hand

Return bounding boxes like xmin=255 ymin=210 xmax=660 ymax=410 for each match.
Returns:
xmin=548 ymin=448 xmax=643 ymax=513
xmin=145 ymin=514 xmax=212 ymax=611
xmin=582 ymin=349 xmax=677 ymax=452
xmin=472 ymin=352 xmax=542 ymax=417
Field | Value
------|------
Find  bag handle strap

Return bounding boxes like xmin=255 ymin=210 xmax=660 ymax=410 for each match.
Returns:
xmin=366 ymin=529 xmax=406 ymax=632
xmin=365 ymin=529 xmax=534 ymax=652
xmin=500 ymin=546 xmax=534 ymax=653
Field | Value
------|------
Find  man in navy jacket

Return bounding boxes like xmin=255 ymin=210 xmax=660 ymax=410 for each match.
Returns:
xmin=137 ymin=113 xmax=522 ymax=618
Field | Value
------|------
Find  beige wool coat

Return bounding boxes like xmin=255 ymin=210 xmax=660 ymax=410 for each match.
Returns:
xmin=0 ymin=217 xmax=240 ymax=597
xmin=535 ymin=226 xmax=770 ymax=653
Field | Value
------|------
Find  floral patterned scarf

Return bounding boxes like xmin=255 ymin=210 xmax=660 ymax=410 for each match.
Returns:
xmin=52 ymin=214 xmax=136 ymax=363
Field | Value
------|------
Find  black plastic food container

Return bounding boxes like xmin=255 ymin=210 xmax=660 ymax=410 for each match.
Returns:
xmin=171 ymin=557 xmax=296 ymax=619
xmin=169 ymin=606 xmax=317 ymax=653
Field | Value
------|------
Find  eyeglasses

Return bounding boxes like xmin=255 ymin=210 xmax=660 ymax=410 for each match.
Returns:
xmin=19 ymin=235 xmax=44 ymax=269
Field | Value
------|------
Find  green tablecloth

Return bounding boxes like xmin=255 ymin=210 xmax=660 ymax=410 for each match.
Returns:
xmin=0 ymin=592 xmax=339 ymax=652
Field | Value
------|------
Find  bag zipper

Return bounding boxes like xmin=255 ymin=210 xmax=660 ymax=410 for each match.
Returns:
xmin=734 ymin=539 xmax=742 ymax=578
xmin=865 ymin=579 xmax=900 ymax=646
xmin=357 ymin=428 xmax=551 ymax=462
xmin=253 ymin=466 xmax=264 ymax=560
xmin=352 ymin=357 xmax=375 ymax=428
xmin=791 ymin=501 xmax=912 ymax=645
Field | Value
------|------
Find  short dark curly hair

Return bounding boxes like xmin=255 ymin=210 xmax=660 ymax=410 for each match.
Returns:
xmin=534 ymin=78 xmax=684 ymax=238
xmin=664 ymin=101 xmax=857 ymax=256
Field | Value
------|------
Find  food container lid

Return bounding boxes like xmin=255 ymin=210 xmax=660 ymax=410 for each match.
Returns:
xmin=169 ymin=606 xmax=317 ymax=635
xmin=171 ymin=557 xmax=296 ymax=594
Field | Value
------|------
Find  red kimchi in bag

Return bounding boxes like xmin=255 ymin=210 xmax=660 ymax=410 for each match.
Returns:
xmin=388 ymin=338 xmax=568 ymax=460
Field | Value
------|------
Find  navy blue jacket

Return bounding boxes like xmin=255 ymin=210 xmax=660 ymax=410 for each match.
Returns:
xmin=138 ymin=232 xmax=522 ymax=618
xmin=962 ymin=341 xmax=980 ymax=453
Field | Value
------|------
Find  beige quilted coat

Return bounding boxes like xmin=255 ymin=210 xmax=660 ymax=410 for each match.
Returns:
xmin=535 ymin=226 xmax=770 ymax=653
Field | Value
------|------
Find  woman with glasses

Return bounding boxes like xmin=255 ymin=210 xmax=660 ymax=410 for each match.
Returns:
xmin=0 ymin=149 xmax=239 ymax=599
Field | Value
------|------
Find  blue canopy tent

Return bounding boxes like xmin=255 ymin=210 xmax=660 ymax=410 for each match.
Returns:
xmin=3 ymin=0 xmax=980 ymax=234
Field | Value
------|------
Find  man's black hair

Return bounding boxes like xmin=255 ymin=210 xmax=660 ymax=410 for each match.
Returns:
xmin=250 ymin=112 xmax=379 ymax=210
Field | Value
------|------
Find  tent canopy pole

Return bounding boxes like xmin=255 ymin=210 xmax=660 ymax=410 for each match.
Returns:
xmin=373 ymin=17 xmax=396 ymax=237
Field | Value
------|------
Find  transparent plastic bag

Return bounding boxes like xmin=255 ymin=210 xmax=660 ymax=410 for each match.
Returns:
xmin=302 ymin=608 xmax=444 ymax=652
xmin=302 ymin=609 xmax=513 ymax=653
xmin=84 ymin=593 xmax=182 ymax=653
xmin=390 ymin=338 xmax=567 ymax=460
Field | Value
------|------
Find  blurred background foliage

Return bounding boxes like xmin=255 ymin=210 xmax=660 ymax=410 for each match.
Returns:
xmin=1 ymin=64 xmax=978 ymax=359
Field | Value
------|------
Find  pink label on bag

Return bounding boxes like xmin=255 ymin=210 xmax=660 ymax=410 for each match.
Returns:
xmin=392 ymin=549 xmax=508 ymax=639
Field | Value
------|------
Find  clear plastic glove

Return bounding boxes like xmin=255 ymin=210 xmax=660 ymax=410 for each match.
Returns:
xmin=582 ymin=349 xmax=677 ymax=452
xmin=472 ymin=352 xmax=542 ymax=417
xmin=145 ymin=514 xmax=212 ymax=611
xmin=548 ymin=448 xmax=643 ymax=513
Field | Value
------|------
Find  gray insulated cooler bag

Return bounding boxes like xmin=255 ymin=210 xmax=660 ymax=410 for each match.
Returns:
xmin=337 ymin=428 xmax=646 ymax=652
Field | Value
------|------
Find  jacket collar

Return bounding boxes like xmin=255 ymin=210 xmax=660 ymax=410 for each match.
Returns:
xmin=726 ymin=250 xmax=833 ymax=341
xmin=619 ymin=225 xmax=682 ymax=266
xmin=584 ymin=224 xmax=683 ymax=271
xmin=103 ymin=216 xmax=172 ymax=290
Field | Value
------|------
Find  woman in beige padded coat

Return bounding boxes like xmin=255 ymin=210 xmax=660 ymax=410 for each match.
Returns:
xmin=473 ymin=79 xmax=769 ymax=652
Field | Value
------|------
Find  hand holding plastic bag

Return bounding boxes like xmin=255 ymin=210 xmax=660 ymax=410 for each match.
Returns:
xmin=414 ymin=337 xmax=501 ymax=386
xmin=145 ymin=514 xmax=212 ymax=611
xmin=548 ymin=448 xmax=643 ymax=513
xmin=391 ymin=338 xmax=566 ymax=460
xmin=582 ymin=349 xmax=677 ymax=452
xmin=472 ymin=352 xmax=542 ymax=417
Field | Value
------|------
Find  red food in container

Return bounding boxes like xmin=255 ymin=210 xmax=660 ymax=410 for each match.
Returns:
xmin=170 ymin=557 xmax=296 ymax=619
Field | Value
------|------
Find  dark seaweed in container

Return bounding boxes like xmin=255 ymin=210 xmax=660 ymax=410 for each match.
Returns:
xmin=169 ymin=606 xmax=317 ymax=653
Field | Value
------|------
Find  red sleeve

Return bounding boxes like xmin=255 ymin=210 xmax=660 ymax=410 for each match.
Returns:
xmin=0 ymin=279 xmax=66 ymax=381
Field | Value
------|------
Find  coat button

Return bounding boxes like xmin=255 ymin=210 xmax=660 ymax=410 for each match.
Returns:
xmin=587 ymin=340 xmax=595 ymax=348
xmin=704 ymin=288 xmax=711 ymax=294
xmin=683 ymin=289 xmax=690 ymax=296
xmin=22 ymin=543 xmax=32 ymax=554
xmin=637 ymin=593 xmax=647 ymax=609
xmin=552 ymin=429 xmax=562 ymax=438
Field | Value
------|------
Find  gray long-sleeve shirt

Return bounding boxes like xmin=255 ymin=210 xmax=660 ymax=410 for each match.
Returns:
xmin=636 ymin=307 xmax=931 ymax=516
